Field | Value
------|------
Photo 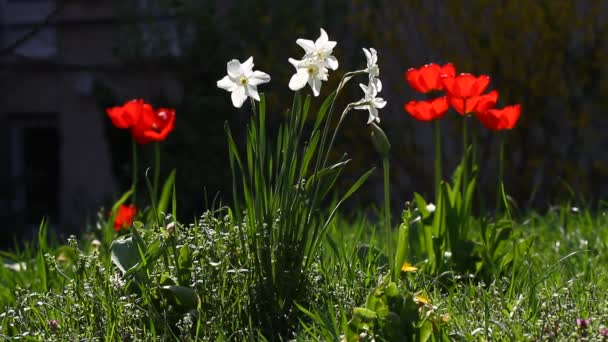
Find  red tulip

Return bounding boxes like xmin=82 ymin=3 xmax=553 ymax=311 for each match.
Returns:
xmin=441 ymin=73 xmax=490 ymax=99
xmin=113 ymin=204 xmax=137 ymax=232
xmin=404 ymin=96 xmax=449 ymax=121
xmin=106 ymin=99 xmax=150 ymax=129
xmin=131 ymin=107 xmax=176 ymax=144
xmin=475 ymin=104 xmax=521 ymax=130
xmin=406 ymin=63 xmax=456 ymax=93
xmin=107 ymin=100 xmax=175 ymax=144
xmin=448 ymin=90 xmax=499 ymax=115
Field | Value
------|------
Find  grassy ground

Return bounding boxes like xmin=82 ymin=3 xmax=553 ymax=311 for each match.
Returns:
xmin=0 ymin=203 xmax=607 ymax=341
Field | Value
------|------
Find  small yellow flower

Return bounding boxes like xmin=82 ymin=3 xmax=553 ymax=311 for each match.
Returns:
xmin=414 ymin=293 xmax=431 ymax=305
xmin=401 ymin=262 xmax=418 ymax=273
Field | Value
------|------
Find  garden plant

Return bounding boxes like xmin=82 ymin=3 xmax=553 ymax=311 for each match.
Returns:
xmin=1 ymin=27 xmax=608 ymax=342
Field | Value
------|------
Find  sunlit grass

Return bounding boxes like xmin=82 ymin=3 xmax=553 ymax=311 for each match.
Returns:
xmin=0 ymin=204 xmax=606 ymax=340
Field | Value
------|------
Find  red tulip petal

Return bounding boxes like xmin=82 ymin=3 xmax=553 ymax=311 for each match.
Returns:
xmin=431 ymin=96 xmax=449 ymax=115
xmin=106 ymin=99 xmax=144 ymax=129
xmin=114 ymin=204 xmax=137 ymax=231
xmin=440 ymin=63 xmax=456 ymax=78
xmin=447 ymin=95 xmax=466 ymax=115
xmin=406 ymin=68 xmax=424 ymax=93
xmin=477 ymin=104 xmax=521 ymax=130
xmin=419 ymin=63 xmax=441 ymax=92
xmin=472 ymin=90 xmax=499 ymax=113
xmin=131 ymin=106 xmax=176 ymax=144
xmin=404 ymin=97 xmax=448 ymax=121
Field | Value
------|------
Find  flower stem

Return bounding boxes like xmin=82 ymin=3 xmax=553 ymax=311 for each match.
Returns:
xmin=434 ymin=120 xmax=442 ymax=202
xmin=462 ymin=116 xmax=469 ymax=195
xmin=250 ymin=97 xmax=257 ymax=117
xmin=496 ymin=133 xmax=505 ymax=212
xmin=382 ymin=156 xmax=392 ymax=280
xmin=131 ymin=137 xmax=138 ymax=205
xmin=153 ymin=142 xmax=161 ymax=203
xmin=307 ymin=71 xmax=359 ymax=224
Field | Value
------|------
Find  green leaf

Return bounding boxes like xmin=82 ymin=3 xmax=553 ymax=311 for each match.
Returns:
xmin=414 ymin=193 xmax=431 ymax=219
xmin=161 ymin=285 xmax=198 ymax=309
xmin=313 ymin=91 xmax=336 ymax=131
xmin=306 ymin=157 xmax=350 ymax=200
xmin=110 ymin=236 xmax=142 ymax=274
xmin=177 ymin=244 xmax=192 ymax=286
xmin=419 ymin=320 xmax=433 ymax=342
xmin=147 ymin=169 xmax=176 ymax=224
xmin=353 ymin=307 xmax=378 ymax=321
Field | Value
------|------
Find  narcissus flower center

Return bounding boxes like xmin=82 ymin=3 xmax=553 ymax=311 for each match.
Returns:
xmin=314 ymin=51 xmax=328 ymax=60
xmin=239 ymin=76 xmax=248 ymax=85
xmin=307 ymin=65 xmax=318 ymax=75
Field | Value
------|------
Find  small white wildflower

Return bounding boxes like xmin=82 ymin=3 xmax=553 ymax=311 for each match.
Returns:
xmin=353 ymin=81 xmax=387 ymax=124
xmin=426 ymin=203 xmax=436 ymax=213
xmin=91 ymin=239 xmax=101 ymax=249
xmin=4 ymin=262 xmax=27 ymax=272
xmin=217 ymin=57 xmax=271 ymax=108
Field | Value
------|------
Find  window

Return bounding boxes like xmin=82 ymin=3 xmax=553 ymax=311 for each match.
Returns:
xmin=7 ymin=114 xmax=60 ymax=225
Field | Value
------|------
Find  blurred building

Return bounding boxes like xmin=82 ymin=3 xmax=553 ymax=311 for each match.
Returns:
xmin=0 ymin=0 xmax=182 ymax=242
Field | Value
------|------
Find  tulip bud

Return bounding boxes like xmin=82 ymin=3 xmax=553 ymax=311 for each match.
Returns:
xmin=370 ymin=122 xmax=390 ymax=157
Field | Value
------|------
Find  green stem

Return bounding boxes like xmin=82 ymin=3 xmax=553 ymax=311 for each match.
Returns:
xmin=462 ymin=116 xmax=469 ymax=196
xmin=153 ymin=142 xmax=161 ymax=203
xmin=471 ymin=120 xmax=477 ymax=171
xmin=434 ymin=120 xmax=442 ymax=202
xmin=307 ymin=71 xmax=362 ymax=224
xmin=323 ymin=105 xmax=351 ymax=168
xmin=382 ymin=157 xmax=392 ymax=280
xmin=131 ymin=137 xmax=138 ymax=205
xmin=497 ymin=133 xmax=505 ymax=212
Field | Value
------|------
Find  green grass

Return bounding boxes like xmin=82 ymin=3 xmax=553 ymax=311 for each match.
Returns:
xmin=0 ymin=204 xmax=607 ymax=341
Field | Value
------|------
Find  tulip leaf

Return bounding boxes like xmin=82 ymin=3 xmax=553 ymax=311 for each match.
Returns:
xmin=177 ymin=244 xmax=192 ymax=286
xmin=110 ymin=236 xmax=142 ymax=274
xmin=161 ymin=285 xmax=198 ymax=310
xmin=147 ymin=169 xmax=176 ymax=224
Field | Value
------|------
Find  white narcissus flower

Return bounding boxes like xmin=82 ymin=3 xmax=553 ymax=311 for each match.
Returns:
xmin=217 ymin=57 xmax=270 ymax=108
xmin=363 ymin=47 xmax=382 ymax=92
xmin=289 ymin=28 xmax=339 ymax=96
xmin=288 ymin=57 xmax=328 ymax=96
xmin=353 ymin=81 xmax=387 ymax=124
xmin=363 ymin=47 xmax=379 ymax=78
xmin=296 ymin=28 xmax=339 ymax=70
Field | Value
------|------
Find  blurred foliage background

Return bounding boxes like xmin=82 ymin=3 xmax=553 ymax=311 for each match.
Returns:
xmin=105 ymin=0 xmax=608 ymax=219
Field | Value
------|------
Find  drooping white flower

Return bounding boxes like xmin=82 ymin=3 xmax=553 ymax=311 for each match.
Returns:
xmin=217 ymin=57 xmax=270 ymax=108
xmin=353 ymin=81 xmax=387 ymax=124
xmin=288 ymin=57 xmax=329 ymax=96
xmin=363 ymin=47 xmax=379 ymax=78
xmin=296 ymin=28 xmax=339 ymax=70
xmin=363 ymin=47 xmax=382 ymax=92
